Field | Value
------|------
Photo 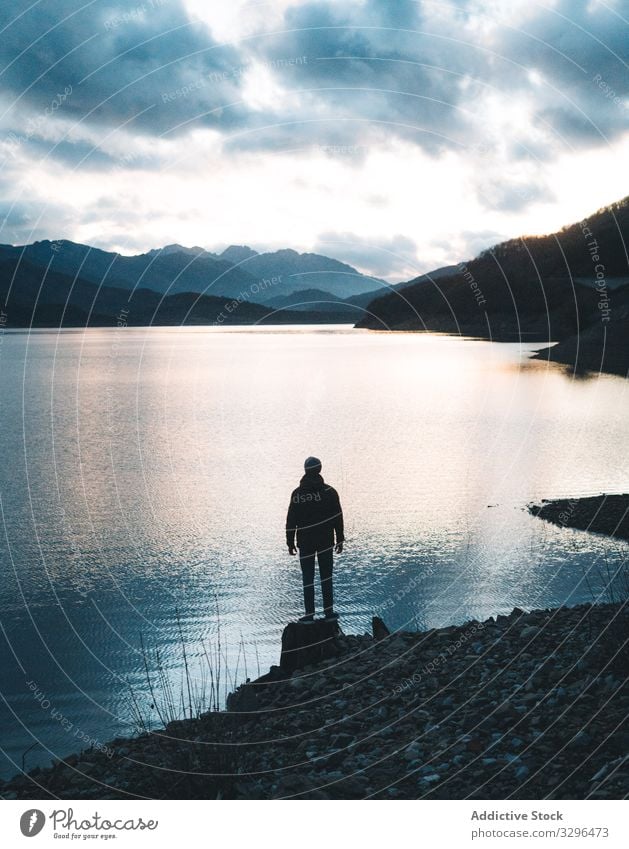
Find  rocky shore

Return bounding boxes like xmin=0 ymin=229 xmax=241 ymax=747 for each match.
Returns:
xmin=530 ymin=315 xmax=629 ymax=378
xmin=530 ymin=495 xmax=629 ymax=542
xmin=2 ymin=603 xmax=627 ymax=801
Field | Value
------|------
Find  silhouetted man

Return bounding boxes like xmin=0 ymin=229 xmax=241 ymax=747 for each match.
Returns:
xmin=286 ymin=456 xmax=344 ymax=622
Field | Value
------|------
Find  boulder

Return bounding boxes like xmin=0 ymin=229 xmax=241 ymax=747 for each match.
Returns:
xmin=279 ymin=619 xmax=341 ymax=673
xmin=372 ymin=616 xmax=391 ymax=640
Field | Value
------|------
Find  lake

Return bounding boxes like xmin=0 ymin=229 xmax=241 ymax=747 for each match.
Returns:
xmin=0 ymin=325 xmax=627 ymax=779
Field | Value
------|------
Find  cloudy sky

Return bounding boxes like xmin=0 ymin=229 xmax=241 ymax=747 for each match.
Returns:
xmin=0 ymin=0 xmax=627 ymax=281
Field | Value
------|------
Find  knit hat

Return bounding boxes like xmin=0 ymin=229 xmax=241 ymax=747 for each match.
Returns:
xmin=304 ymin=456 xmax=322 ymax=472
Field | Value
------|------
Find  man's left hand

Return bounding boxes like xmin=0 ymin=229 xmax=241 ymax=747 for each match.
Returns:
xmin=335 ymin=542 xmax=344 ymax=554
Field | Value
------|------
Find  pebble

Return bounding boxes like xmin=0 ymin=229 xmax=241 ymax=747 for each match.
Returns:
xmin=3 ymin=601 xmax=625 ymax=802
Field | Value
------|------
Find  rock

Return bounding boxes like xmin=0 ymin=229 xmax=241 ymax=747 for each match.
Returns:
xmin=78 ymin=762 xmax=97 ymax=775
xmin=280 ymin=619 xmax=342 ymax=673
xmin=590 ymin=764 xmax=609 ymax=782
xmin=274 ymin=774 xmax=314 ymax=797
xmin=320 ymin=749 xmax=346 ymax=769
xmin=339 ymin=775 xmax=370 ymax=797
xmin=7 ymin=603 xmax=626 ymax=801
xmin=372 ymin=616 xmax=391 ymax=640
xmin=255 ymin=665 xmax=290 ymax=685
xmin=404 ymin=742 xmax=422 ymax=761
xmin=226 ymin=682 xmax=258 ymax=712
xmin=330 ymin=733 xmax=355 ymax=749
xmin=573 ymin=731 xmax=592 ymax=747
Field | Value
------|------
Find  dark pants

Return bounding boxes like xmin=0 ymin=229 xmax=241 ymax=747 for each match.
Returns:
xmin=299 ymin=544 xmax=334 ymax=616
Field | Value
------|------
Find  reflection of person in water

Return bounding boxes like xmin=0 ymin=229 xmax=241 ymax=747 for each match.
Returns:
xmin=286 ymin=456 xmax=345 ymax=622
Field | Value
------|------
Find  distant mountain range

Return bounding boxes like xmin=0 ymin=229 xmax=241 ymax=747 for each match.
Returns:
xmin=0 ymin=240 xmax=385 ymax=305
xmin=263 ymin=270 xmax=458 ymax=313
xmin=0 ymin=253 xmax=363 ymax=328
xmin=0 ymin=239 xmax=396 ymax=327
xmin=0 ymin=237 xmax=454 ymax=327
xmin=3 ymin=195 xmax=627 ymax=376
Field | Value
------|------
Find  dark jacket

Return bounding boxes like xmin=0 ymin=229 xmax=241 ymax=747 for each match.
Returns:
xmin=286 ymin=472 xmax=344 ymax=549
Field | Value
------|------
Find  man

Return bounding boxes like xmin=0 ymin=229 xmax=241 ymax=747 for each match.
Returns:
xmin=286 ymin=456 xmax=345 ymax=622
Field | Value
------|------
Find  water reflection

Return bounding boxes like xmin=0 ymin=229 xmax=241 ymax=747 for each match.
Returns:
xmin=0 ymin=326 xmax=627 ymax=777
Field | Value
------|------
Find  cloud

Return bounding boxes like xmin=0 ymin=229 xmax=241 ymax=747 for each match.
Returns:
xmin=313 ymin=231 xmax=422 ymax=280
xmin=486 ymin=1 xmax=629 ymax=156
xmin=2 ymin=1 xmax=627 ymax=165
xmin=243 ymin=0 xmax=629 ymax=158
xmin=239 ymin=0 xmax=479 ymax=155
xmin=0 ymin=0 xmax=245 ymax=138
xmin=0 ymin=0 xmax=627 ymax=263
xmin=0 ymin=199 xmax=33 ymax=236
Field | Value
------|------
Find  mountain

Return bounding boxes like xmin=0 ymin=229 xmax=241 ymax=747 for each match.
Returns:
xmin=0 ymin=240 xmax=387 ymax=304
xmin=220 ymin=245 xmax=259 ymax=264
xmin=0 ymin=240 xmax=256 ymax=299
xmin=264 ymin=277 xmax=454 ymax=315
xmin=218 ymin=246 xmax=385 ymax=301
xmin=264 ymin=288 xmax=354 ymax=313
xmin=346 ymin=265 xmax=458 ymax=309
xmin=357 ymin=198 xmax=629 ymax=342
xmin=531 ymin=284 xmax=629 ymax=377
xmin=0 ymin=254 xmax=347 ymax=328
xmin=147 ymin=243 xmax=210 ymax=257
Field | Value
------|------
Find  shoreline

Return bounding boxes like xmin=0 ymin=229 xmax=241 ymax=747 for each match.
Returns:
xmin=529 ymin=319 xmax=629 ymax=379
xmin=529 ymin=495 xmax=629 ymax=542
xmin=2 ymin=601 xmax=627 ymax=800
xmin=5 ymin=320 xmax=627 ymax=379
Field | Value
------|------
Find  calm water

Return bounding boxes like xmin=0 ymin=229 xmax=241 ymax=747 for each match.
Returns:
xmin=0 ymin=325 xmax=628 ymax=779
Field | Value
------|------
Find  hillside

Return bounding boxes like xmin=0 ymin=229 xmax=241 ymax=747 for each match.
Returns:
xmin=266 ymin=288 xmax=357 ymax=313
xmin=531 ymin=285 xmax=629 ymax=377
xmin=357 ymin=197 xmax=629 ymax=344
xmin=217 ymin=245 xmax=386 ymax=301
xmin=0 ymin=241 xmax=256 ymax=299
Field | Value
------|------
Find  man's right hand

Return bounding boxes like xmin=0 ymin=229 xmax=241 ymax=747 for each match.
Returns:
xmin=288 ymin=545 xmax=297 ymax=556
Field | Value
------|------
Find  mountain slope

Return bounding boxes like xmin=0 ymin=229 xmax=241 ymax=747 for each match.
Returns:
xmin=357 ymin=197 xmax=629 ymax=342
xmin=346 ymin=264 xmax=458 ymax=309
xmin=218 ymin=246 xmax=385 ymax=300
xmin=265 ymin=288 xmax=360 ymax=314
xmin=0 ymin=255 xmax=343 ymax=327
xmin=0 ymin=240 xmax=387 ymax=304
xmin=531 ymin=284 xmax=629 ymax=377
xmin=220 ymin=245 xmax=259 ymax=264
xmin=0 ymin=241 xmax=257 ymax=299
